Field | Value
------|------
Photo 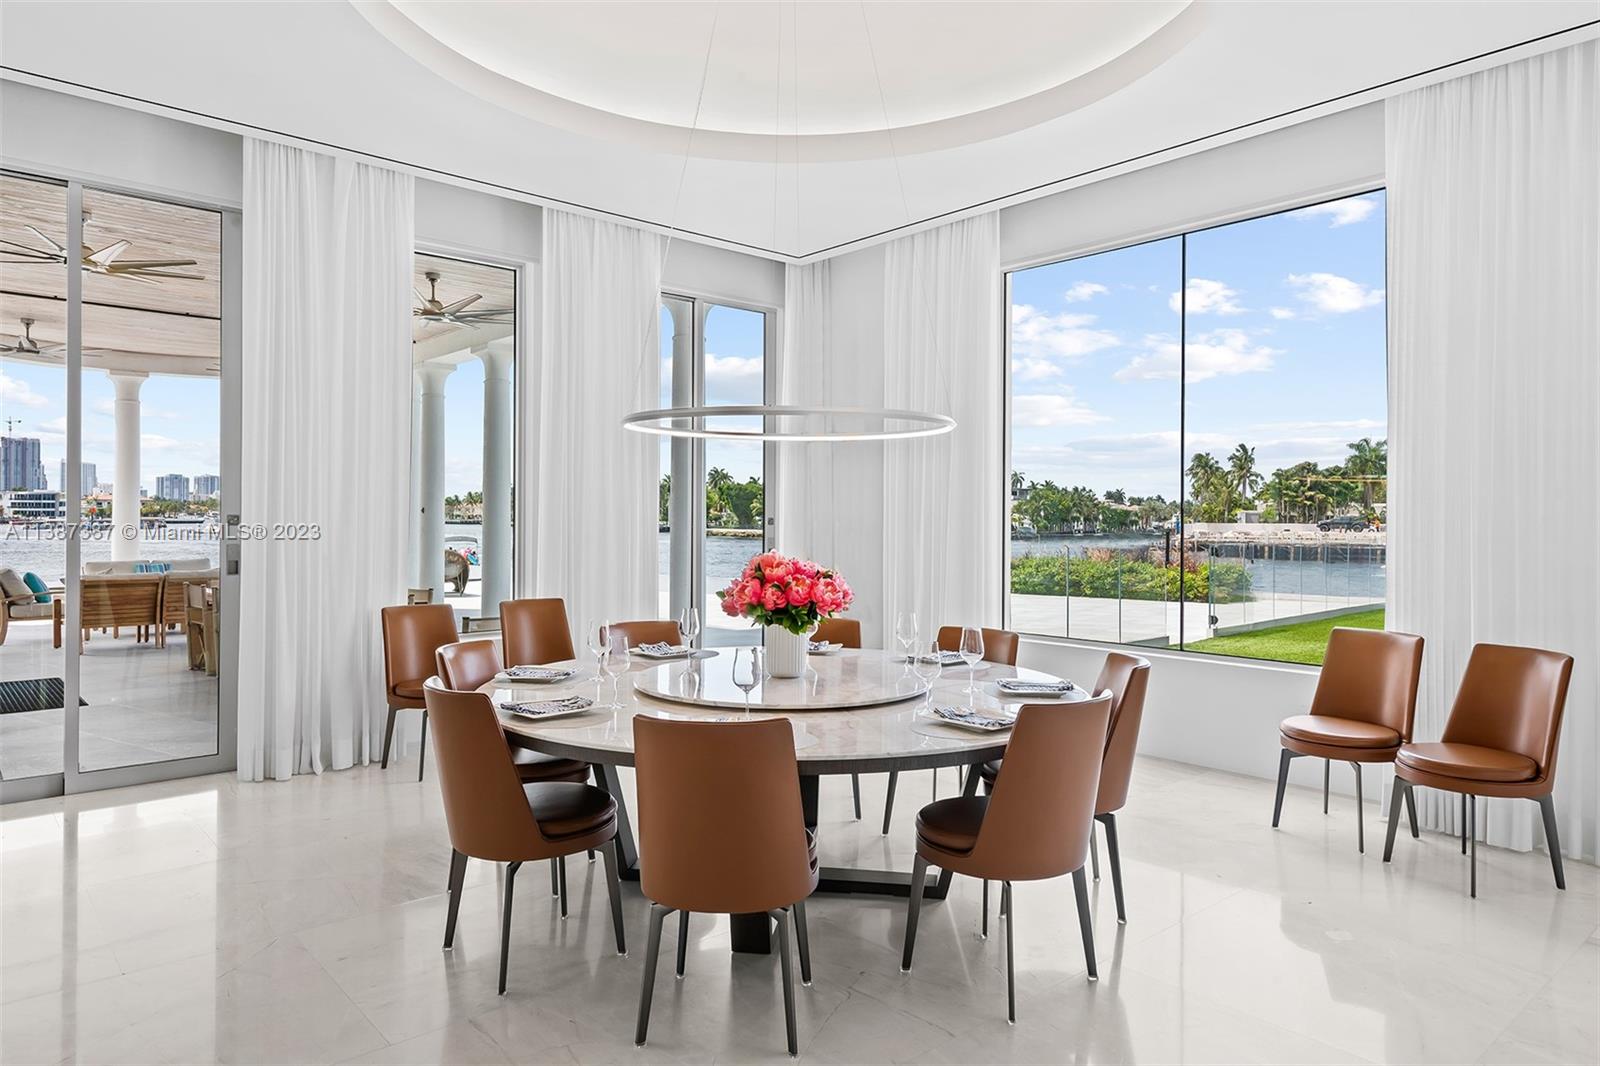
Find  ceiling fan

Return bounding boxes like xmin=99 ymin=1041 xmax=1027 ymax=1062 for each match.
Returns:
xmin=0 ymin=317 xmax=110 ymax=359
xmin=0 ymin=210 xmax=205 ymax=282
xmin=413 ymin=270 xmax=513 ymax=330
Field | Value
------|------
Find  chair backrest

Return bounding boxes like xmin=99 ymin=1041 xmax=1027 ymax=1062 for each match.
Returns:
xmin=1442 ymin=643 xmax=1574 ymax=780
xmin=633 ymin=716 xmax=814 ymax=914
xmin=608 ymin=619 xmax=680 ymax=649
xmin=936 ymin=625 xmax=1020 ymax=666
xmin=971 ymin=693 xmax=1112 ymax=880
xmin=380 ymin=604 xmax=460 ymax=694
xmin=436 ymin=639 xmax=503 ymax=692
xmin=79 ymin=574 xmax=163 ymax=628
xmin=813 ymin=617 xmax=861 ymax=648
xmin=501 ymin=597 xmax=577 ymax=665
xmin=1094 ymin=652 xmax=1151 ymax=815
xmin=422 ymin=680 xmax=548 ymax=862
xmin=1310 ymin=627 xmax=1425 ymax=740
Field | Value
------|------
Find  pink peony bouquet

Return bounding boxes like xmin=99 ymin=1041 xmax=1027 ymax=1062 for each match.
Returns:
xmin=717 ymin=551 xmax=854 ymax=635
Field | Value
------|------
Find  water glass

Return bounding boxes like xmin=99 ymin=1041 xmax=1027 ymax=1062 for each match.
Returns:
xmin=911 ymin=639 xmax=942 ymax=707
xmin=585 ymin=620 xmax=609 ymax=679
xmin=678 ymin=606 xmax=701 ymax=651
xmin=959 ymin=626 xmax=984 ymax=697
xmin=894 ymin=611 xmax=919 ymax=658
xmin=601 ymin=631 xmax=630 ymax=708
xmin=731 ymin=646 xmax=762 ymax=715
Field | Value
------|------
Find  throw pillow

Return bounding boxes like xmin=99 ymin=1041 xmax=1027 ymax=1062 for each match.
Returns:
xmin=21 ymin=572 xmax=51 ymax=603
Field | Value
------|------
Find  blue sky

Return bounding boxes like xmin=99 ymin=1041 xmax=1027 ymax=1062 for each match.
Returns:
xmin=1009 ymin=190 xmax=1387 ymax=499
xmin=658 ymin=301 xmax=767 ymax=484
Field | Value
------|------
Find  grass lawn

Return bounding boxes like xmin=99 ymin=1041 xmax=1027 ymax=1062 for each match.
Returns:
xmin=1183 ymin=608 xmax=1386 ymax=666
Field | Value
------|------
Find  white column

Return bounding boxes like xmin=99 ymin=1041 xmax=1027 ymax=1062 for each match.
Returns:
xmin=107 ymin=370 xmax=147 ymax=562
xmin=667 ymin=301 xmax=695 ymax=618
xmin=478 ymin=344 xmax=513 ymax=617
xmin=415 ymin=362 xmax=451 ymax=599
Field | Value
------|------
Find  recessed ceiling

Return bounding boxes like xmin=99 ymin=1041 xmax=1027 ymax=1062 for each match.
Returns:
xmin=380 ymin=1 xmax=1193 ymax=149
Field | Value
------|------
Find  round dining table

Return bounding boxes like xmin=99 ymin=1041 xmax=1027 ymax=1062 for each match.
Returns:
xmin=482 ymin=647 xmax=1087 ymax=954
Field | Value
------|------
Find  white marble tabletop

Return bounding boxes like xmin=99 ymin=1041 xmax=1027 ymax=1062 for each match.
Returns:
xmin=484 ymin=649 xmax=1088 ymax=775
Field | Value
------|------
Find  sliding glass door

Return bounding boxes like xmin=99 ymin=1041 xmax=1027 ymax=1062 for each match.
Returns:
xmin=0 ymin=171 xmax=239 ymax=800
xmin=658 ymin=294 xmax=773 ymax=647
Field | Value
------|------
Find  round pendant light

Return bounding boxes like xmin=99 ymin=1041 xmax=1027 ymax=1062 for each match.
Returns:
xmin=622 ymin=404 xmax=955 ymax=442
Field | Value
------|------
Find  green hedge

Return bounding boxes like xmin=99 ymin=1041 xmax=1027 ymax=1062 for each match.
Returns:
xmin=1010 ymin=554 xmax=1253 ymax=603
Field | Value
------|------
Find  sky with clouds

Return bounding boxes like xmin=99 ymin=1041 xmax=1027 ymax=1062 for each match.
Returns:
xmin=1009 ymin=191 xmax=1387 ymax=499
xmin=658 ymin=302 xmax=766 ymax=485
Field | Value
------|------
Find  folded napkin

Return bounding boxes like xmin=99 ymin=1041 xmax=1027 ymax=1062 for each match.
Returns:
xmin=996 ymin=678 xmax=1073 ymax=694
xmin=503 ymin=665 xmax=576 ymax=681
xmin=918 ymin=650 xmax=968 ymax=666
xmin=929 ymin=705 xmax=1015 ymax=731
xmin=636 ymin=641 xmax=690 ymax=657
xmin=498 ymin=695 xmax=593 ymax=718
xmin=808 ymin=640 xmax=834 ymax=653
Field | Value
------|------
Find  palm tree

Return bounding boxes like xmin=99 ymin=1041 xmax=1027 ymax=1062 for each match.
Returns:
xmin=1010 ymin=470 xmax=1026 ymax=496
xmin=1345 ymin=437 xmax=1387 ymax=510
xmin=1228 ymin=443 xmax=1262 ymax=511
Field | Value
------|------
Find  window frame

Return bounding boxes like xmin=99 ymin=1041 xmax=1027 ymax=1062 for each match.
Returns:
xmin=1000 ymin=186 xmax=1388 ymax=662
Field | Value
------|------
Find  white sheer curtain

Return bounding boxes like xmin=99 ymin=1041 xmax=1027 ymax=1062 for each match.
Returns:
xmin=883 ymin=214 xmax=1003 ymax=645
xmin=774 ymin=259 xmax=834 ymax=560
xmin=1386 ymin=41 xmax=1599 ymax=861
xmin=533 ymin=210 xmax=661 ymax=647
xmin=238 ymin=139 xmax=414 ymax=781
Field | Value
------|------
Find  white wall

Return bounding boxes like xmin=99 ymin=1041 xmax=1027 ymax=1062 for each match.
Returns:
xmin=662 ymin=239 xmax=783 ymax=309
xmin=415 ymin=178 xmax=541 ymax=264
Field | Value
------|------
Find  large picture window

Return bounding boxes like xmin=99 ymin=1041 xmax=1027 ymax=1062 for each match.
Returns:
xmin=1006 ymin=190 xmax=1387 ymax=665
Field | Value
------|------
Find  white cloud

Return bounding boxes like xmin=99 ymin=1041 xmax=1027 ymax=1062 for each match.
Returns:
xmin=0 ymin=370 xmax=49 ymax=409
xmin=1269 ymin=307 xmax=1296 ymax=320
xmin=1170 ymin=278 xmax=1245 ymax=316
xmin=1062 ymin=281 xmax=1108 ymax=303
xmin=1291 ymin=197 xmax=1378 ymax=227
xmin=1287 ymin=272 xmax=1384 ymax=314
xmin=1010 ymin=303 xmax=1119 ymax=363
xmin=703 ymin=353 xmax=763 ymax=382
xmin=1010 ymin=357 xmax=1061 ymax=382
xmin=1011 ymin=390 xmax=1107 ymax=428
xmin=1114 ymin=330 xmax=1278 ymax=383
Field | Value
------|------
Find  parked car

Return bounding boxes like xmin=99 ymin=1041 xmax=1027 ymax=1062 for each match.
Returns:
xmin=1317 ymin=515 xmax=1371 ymax=532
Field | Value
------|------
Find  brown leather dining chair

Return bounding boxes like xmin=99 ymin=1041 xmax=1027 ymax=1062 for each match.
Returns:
xmin=1383 ymin=643 xmax=1573 ymax=898
xmin=380 ymin=603 xmax=460 ymax=782
xmin=501 ymin=596 xmax=577 ymax=666
xmin=436 ymin=639 xmax=598 ymax=915
xmin=902 ymin=692 xmax=1113 ymax=1023
xmin=1273 ymin=627 xmax=1425 ymax=853
xmin=978 ymin=652 xmax=1150 ymax=925
xmin=606 ymin=619 xmax=681 ymax=649
xmin=633 ymin=716 xmax=817 ymax=1057
xmin=423 ymin=679 xmax=626 ymax=995
xmin=813 ymin=617 xmax=866 ymax=819
xmin=881 ymin=625 xmax=1021 ymax=835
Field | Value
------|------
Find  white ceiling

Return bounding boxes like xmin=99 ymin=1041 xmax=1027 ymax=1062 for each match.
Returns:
xmin=1 ymin=2 xmax=1595 ymax=259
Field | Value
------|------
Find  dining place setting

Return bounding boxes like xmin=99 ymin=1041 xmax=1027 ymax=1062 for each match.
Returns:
xmin=380 ymin=549 xmax=1145 ymax=1054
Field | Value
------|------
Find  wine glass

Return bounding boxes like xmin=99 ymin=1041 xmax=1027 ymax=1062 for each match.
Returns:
xmin=601 ymin=631 xmax=630 ymax=709
xmin=959 ymin=626 xmax=984 ymax=698
xmin=586 ymin=620 xmax=609 ymax=680
xmin=911 ymin=639 xmax=942 ymax=710
xmin=678 ymin=606 xmax=700 ymax=653
xmin=731 ymin=646 xmax=762 ymax=716
xmin=894 ymin=611 xmax=919 ymax=661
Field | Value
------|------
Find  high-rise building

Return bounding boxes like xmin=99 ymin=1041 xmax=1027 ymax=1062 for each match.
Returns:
xmin=155 ymin=473 xmax=191 ymax=501
xmin=58 ymin=460 xmax=98 ymax=497
xmin=1 ymin=436 xmax=45 ymax=491
xmin=193 ymin=474 xmax=221 ymax=497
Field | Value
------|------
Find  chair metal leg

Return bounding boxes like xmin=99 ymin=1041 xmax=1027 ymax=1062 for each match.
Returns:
xmin=1271 ymin=749 xmax=1293 ymax=827
xmin=675 ymin=910 xmax=689 ymax=978
xmin=498 ymin=861 xmax=521 ymax=995
xmin=1003 ymin=881 xmax=1016 ymax=1024
xmin=1461 ymin=793 xmax=1468 ymax=854
xmin=1090 ymin=828 xmax=1100 ymax=882
xmin=882 ymin=771 xmax=899 ymax=836
xmin=1469 ymin=794 xmax=1477 ymax=898
xmin=1405 ymin=780 xmax=1420 ymax=838
xmin=380 ymin=706 xmax=398 ymax=769
xmin=901 ymin=854 xmax=929 ymax=971
xmin=851 ymin=773 xmax=862 ymax=820
xmin=1101 ymin=813 xmax=1126 ymax=924
xmin=588 ymin=849 xmax=596 ymax=863
xmin=443 ymin=848 xmax=467 ymax=949
xmin=981 ymin=879 xmax=989 ymax=939
xmin=793 ymin=899 xmax=812 ymax=986
xmin=549 ymin=858 xmax=560 ymax=896
xmin=417 ymin=710 xmax=428 ymax=783
xmin=1072 ymin=866 xmax=1097 ymax=982
xmin=635 ymin=903 xmax=669 ymax=1046
xmin=771 ymin=908 xmax=798 ymax=1057
xmin=1323 ymin=759 xmax=1330 ymax=813
xmin=1351 ymin=762 xmax=1364 ymax=854
xmin=1382 ymin=777 xmax=1406 ymax=861
xmin=1536 ymin=794 xmax=1566 ymax=890
xmin=602 ymin=838 xmax=627 ymax=955
xmin=557 ymin=854 xmax=568 ymax=919
xmin=931 ymin=766 xmax=938 ymax=800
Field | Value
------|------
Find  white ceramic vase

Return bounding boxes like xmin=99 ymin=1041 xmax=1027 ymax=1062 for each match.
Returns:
xmin=764 ymin=625 xmax=809 ymax=679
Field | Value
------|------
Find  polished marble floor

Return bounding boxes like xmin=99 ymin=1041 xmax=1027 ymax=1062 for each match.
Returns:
xmin=1 ymin=754 xmax=1595 ymax=1064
